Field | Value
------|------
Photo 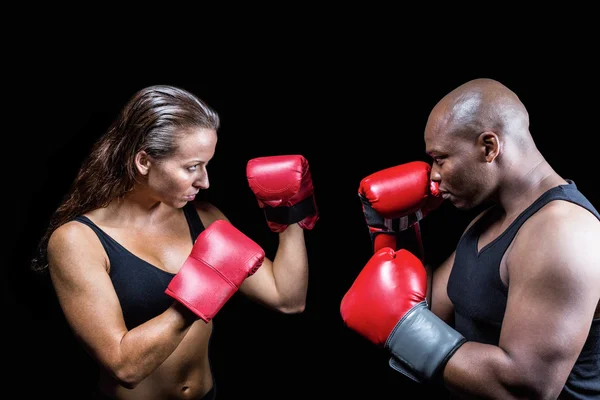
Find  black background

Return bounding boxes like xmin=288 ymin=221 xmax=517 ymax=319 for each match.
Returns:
xmin=4 ymin=33 xmax=598 ymax=399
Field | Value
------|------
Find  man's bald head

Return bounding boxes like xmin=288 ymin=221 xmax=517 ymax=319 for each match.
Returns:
xmin=423 ymin=79 xmax=554 ymax=211
xmin=426 ymin=78 xmax=531 ymax=145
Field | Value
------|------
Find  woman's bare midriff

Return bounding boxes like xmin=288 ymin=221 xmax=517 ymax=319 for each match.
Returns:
xmin=97 ymin=320 xmax=214 ymax=400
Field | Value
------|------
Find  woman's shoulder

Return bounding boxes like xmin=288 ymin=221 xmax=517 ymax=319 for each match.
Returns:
xmin=190 ymin=200 xmax=230 ymax=227
xmin=50 ymin=219 xmax=92 ymax=245
xmin=48 ymin=220 xmax=104 ymax=264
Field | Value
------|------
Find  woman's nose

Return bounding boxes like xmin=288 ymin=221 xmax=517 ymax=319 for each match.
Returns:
xmin=194 ymin=170 xmax=209 ymax=190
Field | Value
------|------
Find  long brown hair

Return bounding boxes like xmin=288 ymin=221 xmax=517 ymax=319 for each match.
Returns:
xmin=30 ymin=85 xmax=220 ymax=274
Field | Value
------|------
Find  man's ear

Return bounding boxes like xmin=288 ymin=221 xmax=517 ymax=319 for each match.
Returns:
xmin=134 ymin=150 xmax=152 ymax=176
xmin=479 ymin=131 xmax=501 ymax=162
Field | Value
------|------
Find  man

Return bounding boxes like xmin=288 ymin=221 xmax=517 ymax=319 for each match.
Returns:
xmin=341 ymin=78 xmax=600 ymax=399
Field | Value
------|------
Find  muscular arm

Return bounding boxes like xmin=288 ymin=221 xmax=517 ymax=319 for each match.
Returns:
xmin=240 ymin=223 xmax=308 ymax=313
xmin=48 ymin=222 xmax=197 ymax=389
xmin=195 ymin=202 xmax=308 ymax=314
xmin=442 ymin=204 xmax=600 ymax=399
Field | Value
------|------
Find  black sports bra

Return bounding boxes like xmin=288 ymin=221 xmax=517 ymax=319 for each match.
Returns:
xmin=73 ymin=202 xmax=205 ymax=329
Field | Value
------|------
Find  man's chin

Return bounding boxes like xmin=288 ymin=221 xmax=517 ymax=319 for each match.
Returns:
xmin=450 ymin=198 xmax=473 ymax=210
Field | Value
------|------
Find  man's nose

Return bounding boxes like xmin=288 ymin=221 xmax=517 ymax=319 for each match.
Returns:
xmin=429 ymin=164 xmax=441 ymax=182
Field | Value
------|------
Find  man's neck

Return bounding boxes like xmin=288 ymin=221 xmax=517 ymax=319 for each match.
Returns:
xmin=498 ymin=156 xmax=566 ymax=218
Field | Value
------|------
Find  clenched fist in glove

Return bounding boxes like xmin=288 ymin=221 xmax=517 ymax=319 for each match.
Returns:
xmin=247 ymin=154 xmax=318 ymax=232
xmin=340 ymin=247 xmax=466 ymax=383
xmin=358 ymin=161 xmax=443 ymax=254
xmin=165 ymin=220 xmax=265 ymax=322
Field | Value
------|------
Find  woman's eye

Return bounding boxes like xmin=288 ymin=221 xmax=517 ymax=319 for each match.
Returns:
xmin=187 ymin=165 xmax=198 ymax=172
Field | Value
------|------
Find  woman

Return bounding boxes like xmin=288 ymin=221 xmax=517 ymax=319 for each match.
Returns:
xmin=30 ymin=85 xmax=313 ymax=399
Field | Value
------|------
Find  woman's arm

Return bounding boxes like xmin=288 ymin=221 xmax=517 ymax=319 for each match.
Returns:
xmin=47 ymin=222 xmax=197 ymax=389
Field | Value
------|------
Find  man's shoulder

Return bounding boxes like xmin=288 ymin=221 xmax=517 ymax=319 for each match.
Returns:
xmin=514 ymin=200 xmax=600 ymax=270
xmin=529 ymin=199 xmax=599 ymax=233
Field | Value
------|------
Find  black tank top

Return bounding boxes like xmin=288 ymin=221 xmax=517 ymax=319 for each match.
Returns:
xmin=448 ymin=180 xmax=600 ymax=399
xmin=73 ymin=202 xmax=206 ymax=330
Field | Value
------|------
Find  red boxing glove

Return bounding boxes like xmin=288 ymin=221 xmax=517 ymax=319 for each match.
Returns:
xmin=165 ymin=220 xmax=265 ymax=322
xmin=247 ymin=154 xmax=318 ymax=232
xmin=340 ymin=247 xmax=465 ymax=383
xmin=358 ymin=161 xmax=443 ymax=254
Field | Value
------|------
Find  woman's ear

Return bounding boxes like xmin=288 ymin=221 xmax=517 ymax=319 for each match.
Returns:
xmin=479 ymin=131 xmax=501 ymax=162
xmin=134 ymin=150 xmax=151 ymax=176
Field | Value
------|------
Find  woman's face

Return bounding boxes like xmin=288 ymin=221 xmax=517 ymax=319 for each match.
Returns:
xmin=146 ymin=127 xmax=217 ymax=208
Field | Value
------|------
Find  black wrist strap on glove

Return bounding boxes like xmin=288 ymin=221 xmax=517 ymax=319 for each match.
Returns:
xmin=385 ymin=301 xmax=466 ymax=384
xmin=361 ymin=196 xmax=425 ymax=257
xmin=263 ymin=195 xmax=316 ymax=225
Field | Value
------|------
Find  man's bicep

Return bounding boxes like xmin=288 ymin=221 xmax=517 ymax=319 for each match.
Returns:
xmin=499 ymin=231 xmax=599 ymax=390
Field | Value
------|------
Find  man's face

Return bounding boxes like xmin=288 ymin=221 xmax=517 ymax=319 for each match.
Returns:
xmin=424 ymin=116 xmax=490 ymax=210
